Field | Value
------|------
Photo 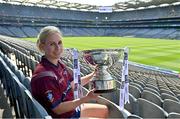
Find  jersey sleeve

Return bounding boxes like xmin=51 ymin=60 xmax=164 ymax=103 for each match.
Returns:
xmin=41 ymin=76 xmax=63 ymax=109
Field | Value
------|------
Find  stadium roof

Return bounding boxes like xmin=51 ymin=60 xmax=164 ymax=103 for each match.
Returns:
xmin=0 ymin=0 xmax=180 ymax=12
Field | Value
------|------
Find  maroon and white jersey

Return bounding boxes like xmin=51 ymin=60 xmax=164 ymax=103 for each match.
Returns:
xmin=31 ymin=56 xmax=75 ymax=118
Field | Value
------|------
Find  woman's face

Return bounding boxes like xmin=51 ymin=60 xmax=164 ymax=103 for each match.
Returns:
xmin=42 ymin=32 xmax=63 ymax=60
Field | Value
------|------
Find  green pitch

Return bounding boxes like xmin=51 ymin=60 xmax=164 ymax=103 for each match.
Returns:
xmin=23 ymin=37 xmax=180 ymax=72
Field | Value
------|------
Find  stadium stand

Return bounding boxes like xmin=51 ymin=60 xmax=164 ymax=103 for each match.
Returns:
xmin=0 ymin=2 xmax=180 ymax=39
xmin=1 ymin=35 xmax=180 ymax=118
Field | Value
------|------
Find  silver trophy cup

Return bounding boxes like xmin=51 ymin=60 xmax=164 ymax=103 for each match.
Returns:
xmin=82 ymin=49 xmax=123 ymax=93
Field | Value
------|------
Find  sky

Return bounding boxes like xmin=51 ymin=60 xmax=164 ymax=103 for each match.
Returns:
xmin=60 ymin=0 xmax=128 ymax=6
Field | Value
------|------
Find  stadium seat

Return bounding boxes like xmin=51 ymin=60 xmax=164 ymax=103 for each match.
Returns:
xmin=160 ymin=89 xmax=176 ymax=96
xmin=141 ymin=90 xmax=163 ymax=107
xmin=12 ymin=73 xmax=29 ymax=118
xmin=127 ymin=114 xmax=143 ymax=119
xmin=167 ymin=112 xmax=180 ymax=118
xmin=34 ymin=53 xmax=41 ymax=62
xmin=130 ymin=82 xmax=143 ymax=91
xmin=0 ymin=56 xmax=25 ymax=117
xmin=29 ymin=58 xmax=38 ymax=74
xmin=163 ymin=99 xmax=180 ymax=114
xmin=172 ymin=90 xmax=180 ymax=96
xmin=146 ymin=84 xmax=159 ymax=92
xmin=143 ymin=87 xmax=161 ymax=96
xmin=133 ymin=80 xmax=145 ymax=89
xmin=14 ymin=70 xmax=25 ymax=82
xmin=23 ymin=77 xmax=31 ymax=92
xmin=24 ymin=90 xmax=52 ymax=118
xmin=129 ymin=85 xmax=141 ymax=99
xmin=12 ymin=71 xmax=49 ymax=118
xmin=177 ymin=94 xmax=180 ymax=100
xmin=0 ymin=57 xmax=15 ymax=106
xmin=161 ymin=93 xmax=179 ymax=102
xmin=135 ymin=98 xmax=168 ymax=118
xmin=124 ymin=93 xmax=137 ymax=114
xmin=24 ymin=54 xmax=31 ymax=76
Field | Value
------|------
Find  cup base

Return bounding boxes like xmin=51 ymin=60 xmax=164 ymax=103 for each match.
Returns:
xmin=94 ymin=88 xmax=116 ymax=93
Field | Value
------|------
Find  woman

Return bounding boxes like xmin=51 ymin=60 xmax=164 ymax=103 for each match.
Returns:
xmin=30 ymin=26 xmax=109 ymax=118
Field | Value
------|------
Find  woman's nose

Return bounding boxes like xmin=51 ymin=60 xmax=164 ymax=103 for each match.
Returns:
xmin=55 ymin=44 xmax=61 ymax=49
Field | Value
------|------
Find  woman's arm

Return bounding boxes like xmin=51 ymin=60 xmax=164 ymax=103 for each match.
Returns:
xmin=52 ymin=89 xmax=98 ymax=114
xmin=81 ymin=72 xmax=94 ymax=86
xmin=70 ymin=65 xmax=97 ymax=89
xmin=53 ymin=96 xmax=88 ymax=114
xmin=71 ymin=71 xmax=96 ymax=89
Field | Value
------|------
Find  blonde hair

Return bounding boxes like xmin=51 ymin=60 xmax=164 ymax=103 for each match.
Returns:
xmin=37 ymin=26 xmax=62 ymax=53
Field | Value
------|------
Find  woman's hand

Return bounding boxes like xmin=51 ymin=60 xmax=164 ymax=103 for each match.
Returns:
xmin=92 ymin=65 xmax=99 ymax=76
xmin=86 ymin=89 xmax=99 ymax=101
xmin=80 ymin=65 xmax=99 ymax=86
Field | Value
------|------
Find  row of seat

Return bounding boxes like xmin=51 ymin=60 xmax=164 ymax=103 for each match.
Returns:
xmin=110 ymin=64 xmax=180 ymax=100
xmin=0 ymin=51 xmax=52 ymax=118
xmin=102 ymin=88 xmax=180 ymax=118
xmin=0 ymin=39 xmax=39 ymax=77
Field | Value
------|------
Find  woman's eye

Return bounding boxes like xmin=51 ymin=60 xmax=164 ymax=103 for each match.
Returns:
xmin=50 ymin=43 xmax=54 ymax=46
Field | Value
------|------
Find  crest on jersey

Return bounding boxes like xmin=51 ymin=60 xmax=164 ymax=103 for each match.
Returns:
xmin=45 ymin=90 xmax=54 ymax=102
